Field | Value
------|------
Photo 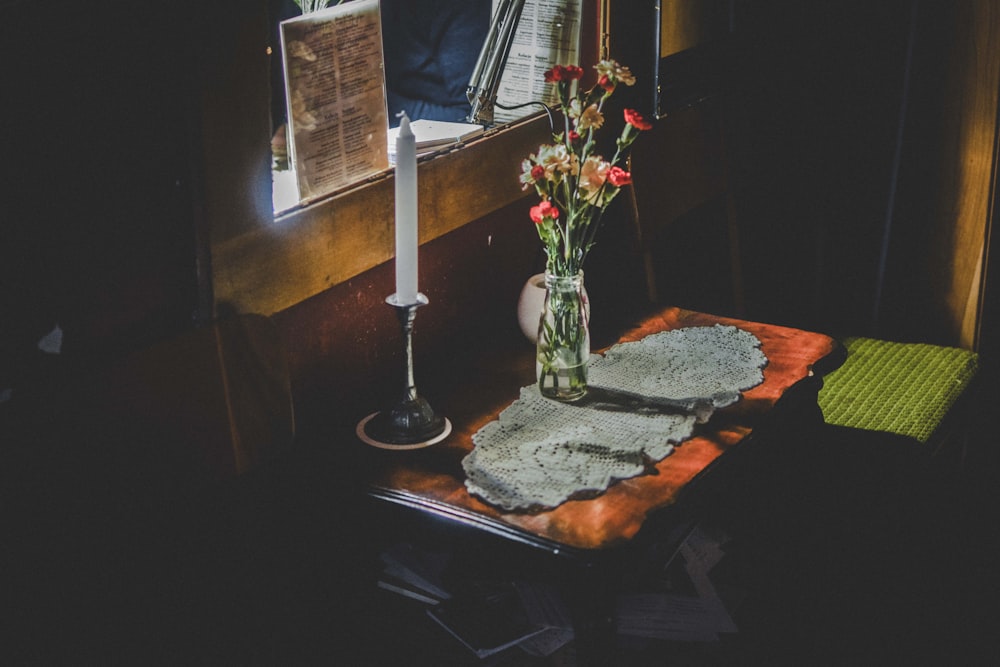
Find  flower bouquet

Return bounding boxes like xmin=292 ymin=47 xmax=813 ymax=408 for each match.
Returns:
xmin=520 ymin=60 xmax=652 ymax=400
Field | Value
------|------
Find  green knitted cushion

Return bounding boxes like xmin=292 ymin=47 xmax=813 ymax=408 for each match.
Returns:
xmin=818 ymin=337 xmax=978 ymax=443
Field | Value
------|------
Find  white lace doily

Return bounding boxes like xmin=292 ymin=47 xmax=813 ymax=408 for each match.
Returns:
xmin=589 ymin=324 xmax=767 ymax=415
xmin=462 ymin=325 xmax=767 ymax=511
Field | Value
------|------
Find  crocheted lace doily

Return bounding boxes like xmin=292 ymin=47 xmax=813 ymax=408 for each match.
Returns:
xmin=463 ymin=325 xmax=767 ymax=511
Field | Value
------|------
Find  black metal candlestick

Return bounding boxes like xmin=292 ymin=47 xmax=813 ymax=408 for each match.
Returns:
xmin=357 ymin=293 xmax=451 ymax=449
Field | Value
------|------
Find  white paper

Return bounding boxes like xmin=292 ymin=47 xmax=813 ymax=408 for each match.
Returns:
xmin=378 ymin=542 xmax=452 ymax=601
xmin=680 ymin=524 xmax=729 ymax=576
xmin=376 ymin=578 xmax=441 ymax=605
xmin=36 ymin=324 xmax=62 ymax=355
xmin=513 ymin=581 xmax=575 ymax=657
xmin=425 ymin=582 xmax=548 ymax=659
xmin=272 ymin=167 xmax=299 ymax=215
xmin=388 ymin=119 xmax=485 ymax=151
xmin=615 ymin=592 xmax=726 ymax=642
xmin=616 ymin=524 xmax=738 ymax=641
xmin=680 ymin=544 xmax=738 ymax=635
xmin=492 ymin=0 xmax=583 ymax=125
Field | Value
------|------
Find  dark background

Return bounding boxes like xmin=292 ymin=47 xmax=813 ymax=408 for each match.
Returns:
xmin=3 ymin=1 xmax=998 ymax=662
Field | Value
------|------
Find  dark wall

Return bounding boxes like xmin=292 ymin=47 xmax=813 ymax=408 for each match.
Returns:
xmin=724 ymin=0 xmax=918 ymax=335
xmin=2 ymin=1 xmax=201 ymax=390
xmin=606 ymin=0 xmax=934 ymax=337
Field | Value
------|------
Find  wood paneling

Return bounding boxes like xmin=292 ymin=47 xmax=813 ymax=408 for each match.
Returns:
xmin=882 ymin=1 xmax=1000 ymax=349
xmin=940 ymin=1 xmax=1000 ymax=349
xmin=211 ymin=116 xmax=550 ymax=316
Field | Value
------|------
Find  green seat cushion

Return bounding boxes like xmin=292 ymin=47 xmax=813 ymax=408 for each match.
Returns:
xmin=818 ymin=337 xmax=978 ymax=443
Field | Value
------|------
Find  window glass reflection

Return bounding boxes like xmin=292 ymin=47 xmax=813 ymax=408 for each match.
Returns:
xmin=270 ymin=0 xmax=490 ymax=131
xmin=267 ymin=0 xmax=573 ymax=214
xmin=381 ymin=0 xmax=490 ymax=127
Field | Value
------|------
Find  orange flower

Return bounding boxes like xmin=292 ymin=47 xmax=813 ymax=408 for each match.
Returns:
xmin=575 ymin=103 xmax=604 ymax=132
xmin=579 ymin=156 xmax=611 ymax=200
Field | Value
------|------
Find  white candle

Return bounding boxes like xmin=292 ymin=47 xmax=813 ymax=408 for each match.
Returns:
xmin=394 ymin=112 xmax=419 ymax=304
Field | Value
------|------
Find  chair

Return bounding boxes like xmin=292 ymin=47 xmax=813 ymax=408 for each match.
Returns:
xmin=627 ymin=95 xmax=745 ymax=314
xmin=817 ymin=336 xmax=979 ymax=464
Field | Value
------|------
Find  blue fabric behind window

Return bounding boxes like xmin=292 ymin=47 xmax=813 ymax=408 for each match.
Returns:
xmin=381 ymin=0 xmax=490 ymax=125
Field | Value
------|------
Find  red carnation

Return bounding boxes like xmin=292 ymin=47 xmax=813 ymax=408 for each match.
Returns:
xmin=530 ymin=164 xmax=546 ymax=181
xmin=623 ymin=108 xmax=653 ymax=131
xmin=598 ymin=74 xmax=615 ymax=92
xmin=607 ymin=166 xmax=632 ymax=187
xmin=544 ymin=64 xmax=585 ymax=83
xmin=530 ymin=200 xmax=559 ymax=224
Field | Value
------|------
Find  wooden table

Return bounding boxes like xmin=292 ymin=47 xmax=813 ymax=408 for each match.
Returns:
xmin=359 ymin=306 xmax=842 ymax=663
xmin=366 ymin=306 xmax=842 ymax=560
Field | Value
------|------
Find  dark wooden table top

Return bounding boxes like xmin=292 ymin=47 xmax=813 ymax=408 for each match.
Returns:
xmin=365 ymin=306 xmax=841 ymax=556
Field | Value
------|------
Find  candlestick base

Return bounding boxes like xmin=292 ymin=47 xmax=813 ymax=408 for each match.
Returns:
xmin=357 ymin=399 xmax=452 ymax=450
xmin=386 ymin=292 xmax=428 ymax=308
xmin=356 ymin=291 xmax=450 ymax=450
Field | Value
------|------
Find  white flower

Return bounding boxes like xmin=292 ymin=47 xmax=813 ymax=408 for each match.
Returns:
xmin=595 ymin=59 xmax=636 ymax=86
xmin=536 ymin=143 xmax=579 ymax=179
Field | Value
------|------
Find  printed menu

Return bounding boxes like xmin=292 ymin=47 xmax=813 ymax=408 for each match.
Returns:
xmin=280 ymin=0 xmax=389 ymax=203
xmin=492 ymin=0 xmax=583 ymax=125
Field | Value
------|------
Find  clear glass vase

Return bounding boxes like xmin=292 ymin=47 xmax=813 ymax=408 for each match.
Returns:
xmin=536 ymin=272 xmax=590 ymax=401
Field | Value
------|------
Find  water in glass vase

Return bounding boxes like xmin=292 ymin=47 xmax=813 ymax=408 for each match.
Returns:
xmin=536 ymin=272 xmax=589 ymax=401
xmin=536 ymin=357 xmax=588 ymax=400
